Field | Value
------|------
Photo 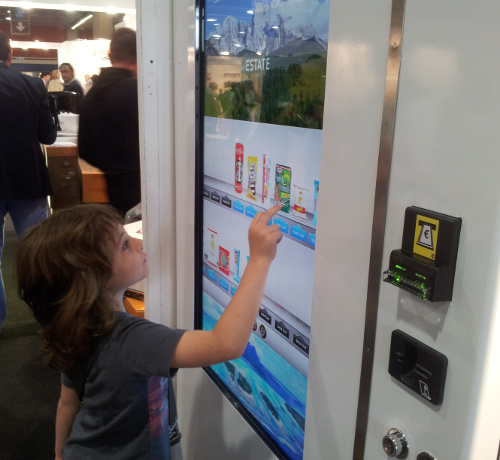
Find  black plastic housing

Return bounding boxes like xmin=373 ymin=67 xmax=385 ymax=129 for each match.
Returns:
xmin=388 ymin=329 xmax=448 ymax=406
xmin=384 ymin=206 xmax=462 ymax=302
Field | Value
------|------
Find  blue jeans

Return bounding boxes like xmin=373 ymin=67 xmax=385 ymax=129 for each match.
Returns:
xmin=0 ymin=198 xmax=48 ymax=326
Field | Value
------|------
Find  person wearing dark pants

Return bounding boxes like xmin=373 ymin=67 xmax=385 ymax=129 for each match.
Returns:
xmin=0 ymin=30 xmax=57 ymax=330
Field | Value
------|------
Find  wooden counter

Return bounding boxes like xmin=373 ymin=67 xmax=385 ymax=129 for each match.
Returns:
xmin=78 ymin=158 xmax=109 ymax=203
xmin=124 ymin=296 xmax=145 ymax=318
xmin=43 ymin=144 xmax=110 ymax=207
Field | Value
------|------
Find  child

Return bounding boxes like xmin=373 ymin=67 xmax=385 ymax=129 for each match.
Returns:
xmin=16 ymin=203 xmax=282 ymax=460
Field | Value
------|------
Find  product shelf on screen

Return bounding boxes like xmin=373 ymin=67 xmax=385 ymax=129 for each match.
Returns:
xmin=203 ymin=178 xmax=316 ymax=250
xmin=202 ymin=261 xmax=310 ymax=378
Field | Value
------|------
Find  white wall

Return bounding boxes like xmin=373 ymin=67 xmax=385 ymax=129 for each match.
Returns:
xmin=58 ymin=39 xmax=110 ymax=86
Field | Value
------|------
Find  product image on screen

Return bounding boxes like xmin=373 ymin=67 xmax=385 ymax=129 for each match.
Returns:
xmin=197 ymin=0 xmax=331 ymax=458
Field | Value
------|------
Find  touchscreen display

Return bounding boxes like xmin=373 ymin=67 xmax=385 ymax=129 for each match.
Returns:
xmin=197 ymin=1 xmax=331 ymax=458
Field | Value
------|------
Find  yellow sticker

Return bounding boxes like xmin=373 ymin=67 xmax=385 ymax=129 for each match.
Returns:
xmin=413 ymin=215 xmax=440 ymax=260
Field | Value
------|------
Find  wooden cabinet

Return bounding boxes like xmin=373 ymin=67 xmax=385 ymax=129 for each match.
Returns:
xmin=78 ymin=158 xmax=109 ymax=203
xmin=44 ymin=145 xmax=81 ymax=209
xmin=44 ymin=144 xmax=109 ymax=208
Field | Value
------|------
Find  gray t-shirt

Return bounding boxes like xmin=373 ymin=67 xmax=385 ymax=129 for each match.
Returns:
xmin=62 ymin=312 xmax=185 ymax=459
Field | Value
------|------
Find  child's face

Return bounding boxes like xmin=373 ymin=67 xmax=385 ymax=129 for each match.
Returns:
xmin=108 ymin=224 xmax=149 ymax=292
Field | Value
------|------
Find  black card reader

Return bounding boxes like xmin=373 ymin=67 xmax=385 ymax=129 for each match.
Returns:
xmin=389 ymin=329 xmax=448 ymax=405
xmin=384 ymin=207 xmax=461 ymax=302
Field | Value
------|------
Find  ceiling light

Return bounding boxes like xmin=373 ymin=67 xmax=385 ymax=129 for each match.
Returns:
xmin=0 ymin=3 xmax=134 ymax=14
xmin=10 ymin=40 xmax=63 ymax=50
xmin=71 ymin=14 xmax=93 ymax=30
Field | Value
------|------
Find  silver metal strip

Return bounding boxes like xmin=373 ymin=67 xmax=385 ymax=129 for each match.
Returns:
xmin=353 ymin=0 xmax=406 ymax=458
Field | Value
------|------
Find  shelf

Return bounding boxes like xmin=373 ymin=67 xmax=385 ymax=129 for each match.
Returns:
xmin=203 ymin=181 xmax=317 ymax=250
xmin=203 ymin=261 xmax=310 ymax=360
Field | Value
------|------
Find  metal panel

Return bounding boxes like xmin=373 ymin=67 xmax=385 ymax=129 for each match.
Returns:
xmin=364 ymin=0 xmax=500 ymax=458
xmin=353 ymin=0 xmax=405 ymax=457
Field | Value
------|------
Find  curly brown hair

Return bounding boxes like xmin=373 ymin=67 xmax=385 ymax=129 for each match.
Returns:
xmin=16 ymin=204 xmax=124 ymax=373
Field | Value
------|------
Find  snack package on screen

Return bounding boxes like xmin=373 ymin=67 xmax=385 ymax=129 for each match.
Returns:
xmin=219 ymin=246 xmax=230 ymax=275
xmin=275 ymin=164 xmax=291 ymax=212
xmin=208 ymin=228 xmax=218 ymax=267
xmin=262 ymin=154 xmax=272 ymax=205
xmin=246 ymin=156 xmax=258 ymax=201
xmin=233 ymin=249 xmax=241 ymax=283
xmin=313 ymin=180 xmax=319 ymax=225
xmin=292 ymin=184 xmax=308 ymax=221
xmin=235 ymin=143 xmax=244 ymax=194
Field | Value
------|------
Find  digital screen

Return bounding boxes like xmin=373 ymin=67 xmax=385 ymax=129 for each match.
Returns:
xmin=196 ymin=1 xmax=331 ymax=458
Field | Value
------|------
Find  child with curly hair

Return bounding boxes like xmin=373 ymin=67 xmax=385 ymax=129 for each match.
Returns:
xmin=16 ymin=203 xmax=282 ymax=459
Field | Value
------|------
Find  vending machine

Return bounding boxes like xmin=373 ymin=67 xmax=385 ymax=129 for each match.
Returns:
xmin=137 ymin=0 xmax=500 ymax=458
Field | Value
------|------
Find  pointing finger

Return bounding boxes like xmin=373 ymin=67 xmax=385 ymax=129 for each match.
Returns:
xmin=258 ymin=204 xmax=282 ymax=226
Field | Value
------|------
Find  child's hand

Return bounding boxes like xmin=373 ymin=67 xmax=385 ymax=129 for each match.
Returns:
xmin=248 ymin=204 xmax=283 ymax=265
xmin=171 ymin=204 xmax=284 ymax=368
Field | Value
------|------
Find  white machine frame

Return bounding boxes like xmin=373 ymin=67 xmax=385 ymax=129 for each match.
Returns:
xmin=138 ymin=0 xmax=500 ymax=458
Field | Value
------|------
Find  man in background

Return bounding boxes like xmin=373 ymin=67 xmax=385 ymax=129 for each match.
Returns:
xmin=78 ymin=28 xmax=141 ymax=216
xmin=0 ymin=31 xmax=57 ymax=331
xmin=39 ymin=71 xmax=51 ymax=88
xmin=59 ymin=62 xmax=84 ymax=97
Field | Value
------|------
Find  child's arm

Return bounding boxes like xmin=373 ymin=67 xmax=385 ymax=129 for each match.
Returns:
xmin=55 ymin=384 xmax=80 ymax=460
xmin=171 ymin=204 xmax=283 ymax=368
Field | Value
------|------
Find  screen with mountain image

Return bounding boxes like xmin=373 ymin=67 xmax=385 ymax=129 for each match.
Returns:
xmin=199 ymin=1 xmax=330 ymax=459
xmin=204 ymin=0 xmax=330 ymax=128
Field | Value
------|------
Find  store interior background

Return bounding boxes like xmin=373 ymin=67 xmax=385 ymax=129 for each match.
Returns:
xmin=0 ymin=2 xmax=136 ymax=81
xmin=2 ymin=1 xmax=500 ymax=459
